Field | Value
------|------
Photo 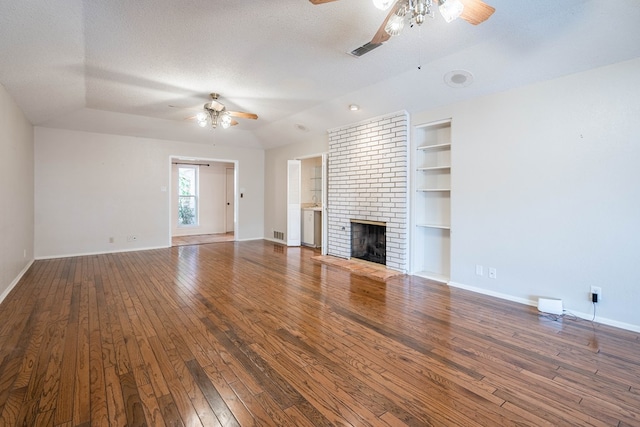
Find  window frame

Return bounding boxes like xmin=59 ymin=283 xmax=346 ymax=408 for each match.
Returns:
xmin=177 ymin=165 xmax=199 ymax=227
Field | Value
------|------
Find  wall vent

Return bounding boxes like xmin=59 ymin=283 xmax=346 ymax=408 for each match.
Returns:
xmin=273 ymin=231 xmax=284 ymax=240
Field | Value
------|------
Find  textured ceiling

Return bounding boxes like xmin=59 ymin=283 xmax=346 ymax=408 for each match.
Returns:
xmin=1 ymin=0 xmax=639 ymax=149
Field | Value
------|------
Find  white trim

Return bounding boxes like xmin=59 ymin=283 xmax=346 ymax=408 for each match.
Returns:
xmin=263 ymin=237 xmax=287 ymax=245
xmin=414 ymin=118 xmax=452 ymax=129
xmin=565 ymin=310 xmax=640 ymax=333
xmin=448 ymin=281 xmax=640 ymax=333
xmin=35 ymin=245 xmax=168 ymax=260
xmin=235 ymin=237 xmax=263 ymax=242
xmin=295 ymin=152 xmax=327 ymax=161
xmin=448 ymin=281 xmax=535 ymax=306
xmin=0 ymin=260 xmax=35 ymax=304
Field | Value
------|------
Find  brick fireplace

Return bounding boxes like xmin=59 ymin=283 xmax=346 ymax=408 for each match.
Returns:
xmin=327 ymin=111 xmax=408 ymax=272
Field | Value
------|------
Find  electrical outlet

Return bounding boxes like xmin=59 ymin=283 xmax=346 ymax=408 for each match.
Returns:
xmin=488 ymin=268 xmax=497 ymax=279
xmin=591 ymin=286 xmax=602 ymax=302
xmin=109 ymin=237 xmax=114 ymax=243
xmin=475 ymin=265 xmax=484 ymax=276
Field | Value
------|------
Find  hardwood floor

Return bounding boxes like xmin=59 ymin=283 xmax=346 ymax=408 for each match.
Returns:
xmin=1 ymin=241 xmax=639 ymax=426
xmin=172 ymin=232 xmax=235 ymax=247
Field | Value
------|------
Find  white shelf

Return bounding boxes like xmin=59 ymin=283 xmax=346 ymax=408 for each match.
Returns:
xmin=414 ymin=270 xmax=449 ymax=283
xmin=417 ymin=143 xmax=451 ymax=151
xmin=417 ymin=224 xmax=451 ymax=230
xmin=417 ymin=166 xmax=451 ymax=171
xmin=413 ymin=120 xmax=452 ymax=282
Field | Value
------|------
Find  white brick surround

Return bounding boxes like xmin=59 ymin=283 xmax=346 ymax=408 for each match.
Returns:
xmin=327 ymin=111 xmax=409 ymax=272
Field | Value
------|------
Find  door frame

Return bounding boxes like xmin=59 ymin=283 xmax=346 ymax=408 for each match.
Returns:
xmin=225 ymin=167 xmax=235 ymax=233
xmin=287 ymin=159 xmax=301 ymax=246
xmin=168 ymin=156 xmax=239 ymax=245
xmin=288 ymin=153 xmax=328 ymax=254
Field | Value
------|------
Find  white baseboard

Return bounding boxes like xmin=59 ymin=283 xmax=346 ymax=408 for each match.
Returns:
xmin=564 ymin=310 xmax=640 ymax=333
xmin=448 ymin=281 xmax=536 ymax=307
xmin=447 ymin=281 xmax=640 ymax=333
xmin=35 ymin=245 xmax=168 ymax=260
xmin=263 ymin=237 xmax=287 ymax=245
xmin=0 ymin=259 xmax=35 ymax=305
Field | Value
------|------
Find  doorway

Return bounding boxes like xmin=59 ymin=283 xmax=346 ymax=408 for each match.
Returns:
xmin=287 ymin=154 xmax=327 ymax=254
xmin=170 ymin=157 xmax=237 ymax=246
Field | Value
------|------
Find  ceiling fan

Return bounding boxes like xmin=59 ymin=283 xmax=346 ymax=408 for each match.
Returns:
xmin=190 ymin=93 xmax=258 ymax=129
xmin=309 ymin=0 xmax=495 ymax=56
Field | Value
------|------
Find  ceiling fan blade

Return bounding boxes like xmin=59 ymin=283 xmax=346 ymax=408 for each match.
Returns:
xmin=459 ymin=0 xmax=495 ymax=25
xmin=228 ymin=111 xmax=258 ymax=120
xmin=308 ymin=0 xmax=339 ymax=4
xmin=350 ymin=0 xmax=404 ymax=57
xmin=231 ymin=119 xmax=239 ymax=126
xmin=371 ymin=0 xmax=405 ymax=45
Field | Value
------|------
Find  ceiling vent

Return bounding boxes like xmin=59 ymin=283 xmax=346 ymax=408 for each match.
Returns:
xmin=349 ymin=42 xmax=383 ymax=57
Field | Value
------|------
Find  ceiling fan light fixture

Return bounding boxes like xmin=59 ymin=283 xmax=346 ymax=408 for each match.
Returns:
xmin=189 ymin=93 xmax=258 ymax=130
xmin=220 ymin=111 xmax=232 ymax=129
xmin=412 ymin=0 xmax=434 ymax=26
xmin=438 ymin=0 xmax=464 ymax=23
xmin=385 ymin=8 xmax=406 ymax=37
xmin=196 ymin=111 xmax=209 ymax=127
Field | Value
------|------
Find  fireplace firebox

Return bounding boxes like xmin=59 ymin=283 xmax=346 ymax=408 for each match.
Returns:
xmin=350 ymin=220 xmax=386 ymax=265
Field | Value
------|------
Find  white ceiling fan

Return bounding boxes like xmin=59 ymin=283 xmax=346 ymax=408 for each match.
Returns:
xmin=310 ymin=0 xmax=495 ymax=56
xmin=188 ymin=93 xmax=258 ymax=129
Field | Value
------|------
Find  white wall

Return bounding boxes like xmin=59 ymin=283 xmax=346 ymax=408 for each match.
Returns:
xmin=35 ymin=128 xmax=264 ymax=258
xmin=263 ymin=58 xmax=640 ymax=330
xmin=171 ymin=162 xmax=233 ymax=236
xmin=0 ymin=84 xmax=34 ymax=301
xmin=413 ymin=58 xmax=640 ymax=330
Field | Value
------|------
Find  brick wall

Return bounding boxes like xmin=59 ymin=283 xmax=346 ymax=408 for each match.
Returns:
xmin=327 ymin=111 xmax=408 ymax=272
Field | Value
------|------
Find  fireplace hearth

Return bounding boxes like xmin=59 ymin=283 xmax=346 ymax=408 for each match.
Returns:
xmin=351 ymin=220 xmax=386 ymax=266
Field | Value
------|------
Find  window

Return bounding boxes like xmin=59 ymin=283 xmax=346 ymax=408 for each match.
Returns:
xmin=178 ymin=166 xmax=198 ymax=226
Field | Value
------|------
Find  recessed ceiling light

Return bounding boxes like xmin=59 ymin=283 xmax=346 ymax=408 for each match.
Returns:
xmin=444 ymin=70 xmax=474 ymax=88
xmin=349 ymin=104 xmax=360 ymax=111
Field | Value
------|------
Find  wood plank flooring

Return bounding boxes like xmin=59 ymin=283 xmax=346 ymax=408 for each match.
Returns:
xmin=172 ymin=232 xmax=235 ymax=247
xmin=1 ymin=240 xmax=639 ymax=426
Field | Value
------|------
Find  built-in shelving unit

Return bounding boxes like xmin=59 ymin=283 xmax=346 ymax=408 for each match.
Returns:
xmin=310 ymin=165 xmax=322 ymax=202
xmin=412 ymin=120 xmax=452 ymax=283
